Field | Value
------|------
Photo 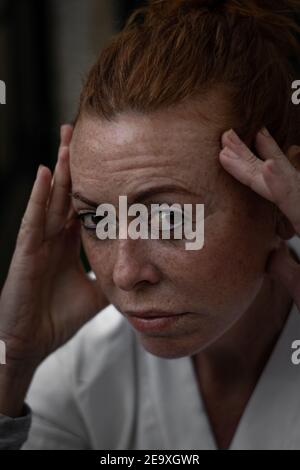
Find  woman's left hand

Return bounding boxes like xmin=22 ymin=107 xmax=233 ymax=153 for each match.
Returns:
xmin=219 ymin=127 xmax=300 ymax=310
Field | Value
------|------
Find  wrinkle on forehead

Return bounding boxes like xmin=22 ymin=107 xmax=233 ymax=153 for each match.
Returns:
xmin=70 ymin=89 xmax=232 ymax=165
xmin=70 ymin=94 xmax=235 ymax=207
xmin=71 ymin=113 xmax=222 ymax=172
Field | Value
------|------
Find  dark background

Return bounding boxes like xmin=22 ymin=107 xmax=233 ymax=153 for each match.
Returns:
xmin=0 ymin=0 xmax=146 ymax=284
xmin=0 ymin=0 xmax=299 ymax=285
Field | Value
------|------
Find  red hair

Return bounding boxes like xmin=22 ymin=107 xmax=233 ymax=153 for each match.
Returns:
xmin=75 ymin=0 xmax=300 ymax=148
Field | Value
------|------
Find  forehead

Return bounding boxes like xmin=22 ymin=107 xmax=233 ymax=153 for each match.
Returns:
xmin=70 ymin=94 xmax=232 ymax=201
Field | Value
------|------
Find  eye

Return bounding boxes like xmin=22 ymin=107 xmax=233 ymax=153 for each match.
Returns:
xmin=150 ymin=208 xmax=184 ymax=232
xmin=77 ymin=211 xmax=103 ymax=230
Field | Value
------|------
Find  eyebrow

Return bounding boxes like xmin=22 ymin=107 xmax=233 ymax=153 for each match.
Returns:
xmin=70 ymin=184 xmax=197 ymax=208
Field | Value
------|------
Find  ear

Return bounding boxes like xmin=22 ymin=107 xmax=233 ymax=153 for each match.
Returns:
xmin=286 ymin=145 xmax=300 ymax=171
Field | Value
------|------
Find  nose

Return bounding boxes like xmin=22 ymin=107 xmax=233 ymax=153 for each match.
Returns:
xmin=112 ymin=238 xmax=161 ymax=291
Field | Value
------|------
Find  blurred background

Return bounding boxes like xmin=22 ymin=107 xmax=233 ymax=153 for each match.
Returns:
xmin=0 ymin=0 xmax=146 ymax=284
xmin=0 ymin=0 xmax=300 ymax=284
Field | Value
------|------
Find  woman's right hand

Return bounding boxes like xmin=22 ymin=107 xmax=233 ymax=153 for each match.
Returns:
xmin=0 ymin=125 xmax=109 ymax=415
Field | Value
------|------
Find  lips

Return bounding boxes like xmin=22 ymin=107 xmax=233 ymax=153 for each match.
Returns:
xmin=124 ymin=311 xmax=190 ymax=334
xmin=125 ymin=310 xmax=185 ymax=319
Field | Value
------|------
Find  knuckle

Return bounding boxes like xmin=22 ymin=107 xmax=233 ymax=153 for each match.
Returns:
xmin=246 ymin=159 xmax=259 ymax=179
xmin=273 ymin=152 xmax=284 ymax=161
xmin=244 ymin=149 xmax=256 ymax=164
xmin=18 ymin=217 xmax=31 ymax=241
xmin=20 ymin=215 xmax=30 ymax=232
xmin=276 ymin=184 xmax=294 ymax=211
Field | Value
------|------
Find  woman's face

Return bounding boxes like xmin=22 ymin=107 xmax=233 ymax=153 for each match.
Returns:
xmin=70 ymin=95 xmax=279 ymax=359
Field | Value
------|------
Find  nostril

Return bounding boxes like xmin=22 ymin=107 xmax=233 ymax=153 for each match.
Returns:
xmin=113 ymin=259 xmax=161 ymax=291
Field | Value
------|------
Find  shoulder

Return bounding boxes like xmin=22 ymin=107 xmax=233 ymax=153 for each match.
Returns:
xmin=24 ymin=305 xmax=139 ymax=448
xmin=25 ymin=304 xmax=138 ymax=441
xmin=25 ymin=305 xmax=141 ymax=449
xmin=29 ymin=304 xmax=136 ymax=391
xmin=68 ymin=303 xmax=136 ymax=380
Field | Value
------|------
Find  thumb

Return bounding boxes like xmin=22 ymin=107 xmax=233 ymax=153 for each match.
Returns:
xmin=266 ymin=241 xmax=300 ymax=310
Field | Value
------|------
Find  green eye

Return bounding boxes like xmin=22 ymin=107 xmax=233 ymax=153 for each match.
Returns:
xmin=77 ymin=211 xmax=103 ymax=230
xmin=150 ymin=208 xmax=184 ymax=231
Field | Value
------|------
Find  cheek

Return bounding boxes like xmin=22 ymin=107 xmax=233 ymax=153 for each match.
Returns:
xmin=81 ymin=234 xmax=113 ymax=286
xmin=80 ymin=206 xmax=271 ymax=319
xmin=162 ymin=220 xmax=269 ymax=317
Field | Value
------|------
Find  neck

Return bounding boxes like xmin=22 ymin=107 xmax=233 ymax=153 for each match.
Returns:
xmin=191 ymin=275 xmax=293 ymax=449
xmin=193 ymin=276 xmax=293 ymax=390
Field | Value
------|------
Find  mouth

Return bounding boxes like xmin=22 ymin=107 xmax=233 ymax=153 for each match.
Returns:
xmin=124 ymin=310 xmax=190 ymax=333
xmin=125 ymin=310 xmax=186 ymax=319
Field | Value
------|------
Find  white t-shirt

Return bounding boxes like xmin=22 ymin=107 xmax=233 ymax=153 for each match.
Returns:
xmin=22 ymin=238 xmax=300 ymax=450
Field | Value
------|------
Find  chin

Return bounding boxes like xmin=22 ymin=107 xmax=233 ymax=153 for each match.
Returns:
xmin=137 ymin=333 xmax=210 ymax=360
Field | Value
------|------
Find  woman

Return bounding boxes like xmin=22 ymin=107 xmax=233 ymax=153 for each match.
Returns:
xmin=0 ymin=0 xmax=300 ymax=450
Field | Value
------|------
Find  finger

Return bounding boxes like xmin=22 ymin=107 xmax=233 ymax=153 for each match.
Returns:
xmin=47 ymin=125 xmax=72 ymax=207
xmin=60 ymin=124 xmax=73 ymax=146
xmin=220 ymin=129 xmax=300 ymax=233
xmin=64 ymin=204 xmax=82 ymax=262
xmin=266 ymin=242 xmax=300 ymax=310
xmin=63 ymin=216 xmax=82 ymax=263
xmin=220 ymin=129 xmax=273 ymax=200
xmin=261 ymin=159 xmax=300 ymax=235
xmin=45 ymin=125 xmax=73 ymax=239
xmin=16 ymin=165 xmax=52 ymax=254
xmin=66 ymin=204 xmax=77 ymax=226
xmin=255 ymin=128 xmax=300 ymax=235
xmin=255 ymin=127 xmax=295 ymax=166
xmin=48 ymin=124 xmax=73 ymax=202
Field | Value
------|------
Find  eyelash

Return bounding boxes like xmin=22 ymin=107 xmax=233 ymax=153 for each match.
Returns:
xmin=76 ymin=209 xmax=195 ymax=243
xmin=76 ymin=211 xmax=103 ymax=231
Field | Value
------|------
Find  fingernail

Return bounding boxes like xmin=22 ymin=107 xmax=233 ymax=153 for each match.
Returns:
xmin=228 ymin=129 xmax=242 ymax=145
xmin=260 ymin=127 xmax=270 ymax=137
xmin=60 ymin=124 xmax=68 ymax=140
xmin=37 ymin=164 xmax=43 ymax=176
xmin=220 ymin=147 xmax=240 ymax=160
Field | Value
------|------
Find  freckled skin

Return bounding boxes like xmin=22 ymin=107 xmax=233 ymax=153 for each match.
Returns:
xmin=70 ymin=96 xmax=280 ymax=360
